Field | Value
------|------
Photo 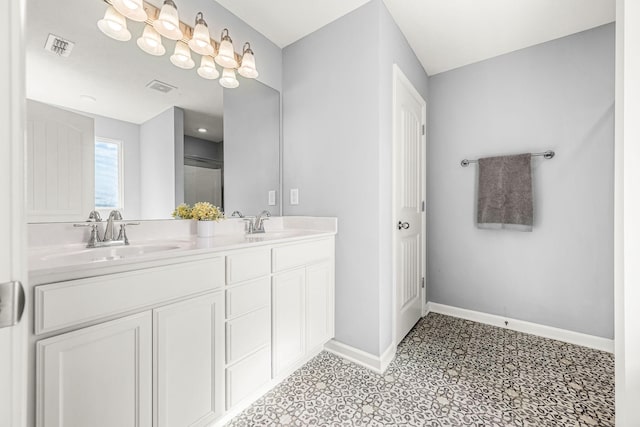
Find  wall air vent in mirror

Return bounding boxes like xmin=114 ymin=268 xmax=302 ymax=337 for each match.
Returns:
xmin=44 ymin=34 xmax=75 ymax=57
xmin=146 ymin=80 xmax=177 ymax=93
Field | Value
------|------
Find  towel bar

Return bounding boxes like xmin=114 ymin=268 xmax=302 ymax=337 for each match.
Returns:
xmin=460 ymin=150 xmax=555 ymax=167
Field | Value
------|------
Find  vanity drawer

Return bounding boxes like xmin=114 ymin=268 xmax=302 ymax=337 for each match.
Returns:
xmin=226 ymin=278 xmax=270 ymax=319
xmin=35 ymin=257 xmax=224 ymax=335
xmin=226 ymin=346 xmax=271 ymax=409
xmin=226 ymin=248 xmax=271 ymax=284
xmin=272 ymin=238 xmax=334 ymax=272
xmin=226 ymin=307 xmax=270 ymax=365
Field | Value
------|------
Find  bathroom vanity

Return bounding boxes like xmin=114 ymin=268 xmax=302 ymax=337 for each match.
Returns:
xmin=27 ymin=217 xmax=336 ymax=427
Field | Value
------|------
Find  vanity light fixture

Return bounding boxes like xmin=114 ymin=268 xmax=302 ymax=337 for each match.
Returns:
xmin=197 ymin=56 xmax=220 ymax=80
xmin=238 ymin=42 xmax=259 ymax=79
xmin=111 ymin=0 xmax=147 ymax=22
xmin=97 ymin=0 xmax=260 ymax=88
xmin=219 ymin=68 xmax=239 ymax=89
xmin=153 ymin=0 xmax=183 ymax=40
xmin=97 ymin=6 xmax=132 ymax=41
xmin=170 ymin=41 xmax=195 ymax=69
xmin=215 ymin=29 xmax=238 ymax=69
xmin=188 ymin=12 xmax=214 ymax=56
xmin=137 ymin=24 xmax=165 ymax=56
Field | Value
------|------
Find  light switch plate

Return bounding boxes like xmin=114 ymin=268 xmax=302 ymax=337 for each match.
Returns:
xmin=290 ymin=188 xmax=299 ymax=205
xmin=268 ymin=190 xmax=276 ymax=206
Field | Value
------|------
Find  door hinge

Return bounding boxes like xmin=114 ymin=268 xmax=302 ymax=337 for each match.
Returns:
xmin=421 ymin=277 xmax=425 ymax=289
xmin=421 ymin=201 xmax=425 ymax=212
xmin=0 ymin=281 xmax=25 ymax=329
xmin=422 ymin=124 xmax=425 ymax=136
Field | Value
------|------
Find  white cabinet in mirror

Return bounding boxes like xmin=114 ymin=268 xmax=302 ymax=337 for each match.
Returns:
xmin=25 ymin=0 xmax=281 ymax=222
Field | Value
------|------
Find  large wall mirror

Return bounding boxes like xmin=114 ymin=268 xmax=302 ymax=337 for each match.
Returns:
xmin=25 ymin=0 xmax=281 ymax=223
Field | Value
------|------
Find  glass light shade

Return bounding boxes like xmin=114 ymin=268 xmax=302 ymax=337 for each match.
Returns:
xmin=238 ymin=48 xmax=258 ymax=79
xmin=188 ymin=14 xmax=214 ymax=56
xmin=214 ymin=30 xmax=238 ymax=69
xmin=97 ymin=6 xmax=131 ymax=42
xmin=197 ymin=56 xmax=220 ymax=80
xmin=137 ymin=25 xmax=166 ymax=56
xmin=219 ymin=68 xmax=239 ymax=89
xmin=112 ymin=0 xmax=147 ymax=22
xmin=170 ymin=41 xmax=195 ymax=69
xmin=153 ymin=0 xmax=183 ymax=40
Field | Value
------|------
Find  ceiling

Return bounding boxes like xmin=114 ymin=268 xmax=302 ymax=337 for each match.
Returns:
xmin=215 ymin=0 xmax=615 ymax=75
xmin=26 ymin=0 xmax=224 ymax=141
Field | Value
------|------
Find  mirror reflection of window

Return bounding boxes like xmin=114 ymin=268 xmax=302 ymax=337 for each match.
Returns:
xmin=95 ymin=138 xmax=123 ymax=211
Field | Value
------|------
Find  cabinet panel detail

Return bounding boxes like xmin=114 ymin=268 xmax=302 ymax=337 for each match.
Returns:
xmin=154 ymin=293 xmax=225 ymax=427
xmin=35 ymin=257 xmax=224 ymax=334
xmin=225 ymin=277 xmax=270 ymax=319
xmin=225 ymin=346 xmax=271 ymax=410
xmin=272 ymin=269 xmax=306 ymax=376
xmin=272 ymin=238 xmax=333 ymax=272
xmin=36 ymin=312 xmax=152 ymax=427
xmin=226 ymin=249 xmax=271 ymax=285
xmin=226 ymin=307 xmax=270 ymax=365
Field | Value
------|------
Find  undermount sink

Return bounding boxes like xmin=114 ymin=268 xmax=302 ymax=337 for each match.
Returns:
xmin=31 ymin=241 xmax=191 ymax=270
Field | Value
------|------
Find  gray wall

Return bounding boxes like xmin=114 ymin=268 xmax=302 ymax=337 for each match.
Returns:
xmin=283 ymin=0 xmax=429 ymax=355
xmin=224 ymin=78 xmax=280 ymax=216
xmin=427 ymin=24 xmax=615 ymax=338
xmin=92 ymin=114 xmax=141 ymax=219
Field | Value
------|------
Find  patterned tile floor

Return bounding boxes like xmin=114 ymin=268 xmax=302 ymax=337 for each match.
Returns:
xmin=226 ymin=313 xmax=614 ymax=426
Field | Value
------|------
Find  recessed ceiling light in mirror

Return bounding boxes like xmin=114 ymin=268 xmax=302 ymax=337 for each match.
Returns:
xmin=197 ymin=128 xmax=207 ymax=133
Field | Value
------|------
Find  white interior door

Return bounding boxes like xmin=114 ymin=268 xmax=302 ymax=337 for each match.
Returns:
xmin=0 ymin=1 xmax=27 ymax=426
xmin=393 ymin=65 xmax=426 ymax=345
xmin=26 ymin=100 xmax=95 ymax=222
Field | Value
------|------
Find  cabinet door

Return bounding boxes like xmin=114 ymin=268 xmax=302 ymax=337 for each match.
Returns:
xmin=306 ymin=261 xmax=334 ymax=350
xmin=36 ymin=312 xmax=152 ymax=427
xmin=272 ymin=269 xmax=306 ymax=377
xmin=153 ymin=293 xmax=224 ymax=427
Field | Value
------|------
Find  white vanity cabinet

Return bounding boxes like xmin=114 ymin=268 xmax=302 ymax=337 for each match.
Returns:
xmin=224 ymin=249 xmax=272 ymax=409
xmin=34 ymin=256 xmax=226 ymax=427
xmin=271 ymin=238 xmax=335 ymax=377
xmin=31 ymin=232 xmax=336 ymax=427
xmin=153 ymin=293 xmax=225 ymax=427
xmin=36 ymin=312 xmax=153 ymax=427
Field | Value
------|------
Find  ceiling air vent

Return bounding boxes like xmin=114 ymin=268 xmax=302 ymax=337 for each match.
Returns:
xmin=146 ymin=80 xmax=177 ymax=93
xmin=44 ymin=34 xmax=75 ymax=57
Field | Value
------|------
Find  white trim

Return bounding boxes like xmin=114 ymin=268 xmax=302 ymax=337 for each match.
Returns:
xmin=426 ymin=302 xmax=614 ymax=353
xmin=324 ymin=340 xmax=397 ymax=374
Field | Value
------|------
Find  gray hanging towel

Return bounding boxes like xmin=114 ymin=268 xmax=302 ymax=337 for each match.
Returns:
xmin=477 ymin=153 xmax=533 ymax=231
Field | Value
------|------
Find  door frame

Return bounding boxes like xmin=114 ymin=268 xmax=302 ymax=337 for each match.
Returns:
xmin=0 ymin=0 xmax=27 ymax=426
xmin=391 ymin=64 xmax=427 ymax=346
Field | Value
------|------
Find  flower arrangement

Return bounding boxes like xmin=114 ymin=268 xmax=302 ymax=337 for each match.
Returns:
xmin=190 ymin=202 xmax=225 ymax=221
xmin=172 ymin=202 xmax=225 ymax=221
xmin=172 ymin=203 xmax=192 ymax=219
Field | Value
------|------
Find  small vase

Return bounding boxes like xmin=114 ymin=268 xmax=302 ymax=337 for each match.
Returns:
xmin=197 ymin=220 xmax=217 ymax=238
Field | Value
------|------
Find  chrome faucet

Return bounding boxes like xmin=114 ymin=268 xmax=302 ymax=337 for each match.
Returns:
xmin=253 ymin=210 xmax=271 ymax=234
xmin=103 ymin=210 xmax=123 ymax=242
xmin=74 ymin=210 xmax=139 ymax=248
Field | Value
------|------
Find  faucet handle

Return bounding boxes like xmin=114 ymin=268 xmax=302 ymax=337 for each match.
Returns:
xmin=74 ymin=223 xmax=101 ymax=247
xmin=117 ymin=223 xmax=139 ymax=245
xmin=87 ymin=211 xmax=102 ymax=222
xmin=231 ymin=211 xmax=244 ymax=218
xmin=242 ymin=217 xmax=255 ymax=233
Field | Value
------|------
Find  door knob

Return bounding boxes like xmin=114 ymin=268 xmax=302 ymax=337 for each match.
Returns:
xmin=397 ymin=221 xmax=410 ymax=230
xmin=0 ymin=281 xmax=25 ymax=328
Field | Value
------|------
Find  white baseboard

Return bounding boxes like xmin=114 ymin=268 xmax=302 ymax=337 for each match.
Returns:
xmin=324 ymin=340 xmax=397 ymax=374
xmin=426 ymin=302 xmax=614 ymax=353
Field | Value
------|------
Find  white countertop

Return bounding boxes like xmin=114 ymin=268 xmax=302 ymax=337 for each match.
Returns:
xmin=28 ymin=217 xmax=337 ymax=285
